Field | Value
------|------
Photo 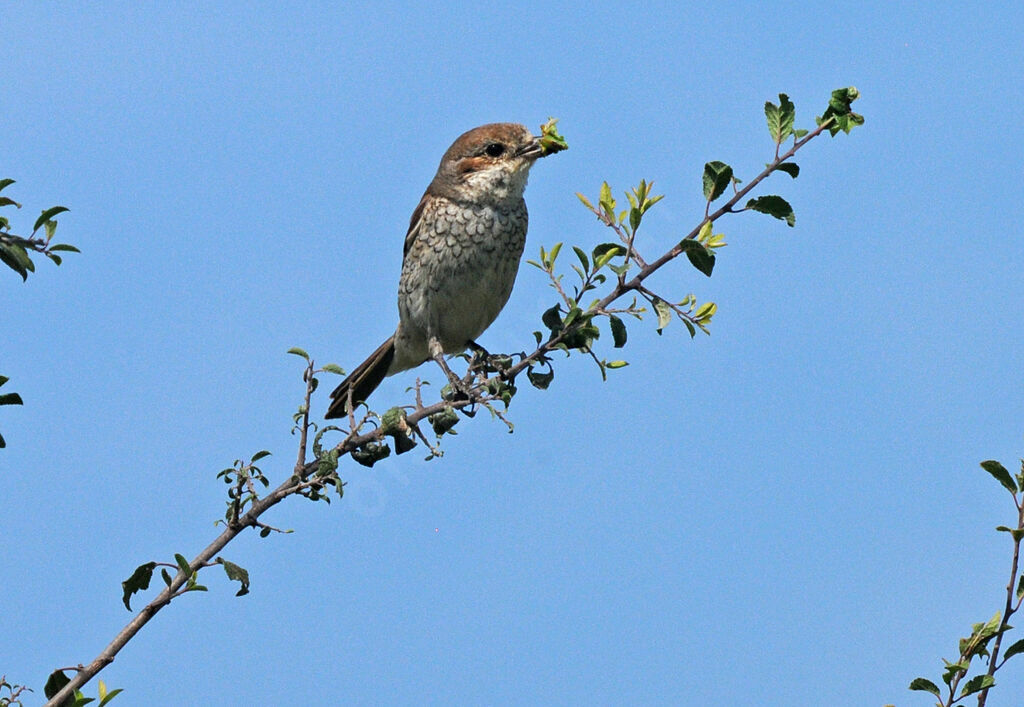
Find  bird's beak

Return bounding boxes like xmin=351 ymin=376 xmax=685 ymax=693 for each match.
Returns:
xmin=516 ymin=136 xmax=544 ymax=161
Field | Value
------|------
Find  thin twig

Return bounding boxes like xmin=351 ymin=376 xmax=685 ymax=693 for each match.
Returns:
xmin=295 ymin=361 xmax=314 ymax=471
xmin=978 ymin=496 xmax=1024 ymax=706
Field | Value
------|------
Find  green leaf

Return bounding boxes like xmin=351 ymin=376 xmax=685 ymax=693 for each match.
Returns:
xmin=678 ymin=239 xmax=715 ymax=277
xmin=161 ymin=568 xmax=173 ymax=586
xmin=829 ymin=86 xmax=859 ymax=112
xmin=996 ymin=525 xmax=1024 ymax=540
xmin=351 ymin=441 xmax=391 ymax=468
xmin=98 ymin=687 xmax=124 ymax=706
xmin=541 ymin=304 xmax=562 ymax=331
xmin=695 ymin=301 xmax=717 ymax=322
xmin=0 ymin=178 xmax=15 ymax=193
xmin=653 ymin=297 xmax=672 ymax=333
xmin=1003 ymin=637 xmax=1024 ymax=661
xmin=527 ymin=366 xmax=554 ymax=390
xmin=121 ymin=561 xmax=157 ymax=610
xmin=321 ymin=363 xmax=345 ymax=375
xmin=981 ymin=460 xmax=1018 ymax=494
xmin=217 ymin=557 xmax=251 ymax=597
xmin=943 ymin=658 xmax=970 ymax=682
xmin=546 ymin=241 xmax=562 ymax=267
xmin=629 ymin=207 xmax=641 ymax=232
xmin=777 ymin=93 xmax=795 ymax=142
xmin=286 ymin=347 xmax=310 ymax=360
xmin=0 ymin=431 xmax=6 ymax=448
xmin=174 ymin=553 xmax=192 ymax=576
xmin=598 ymin=181 xmax=615 ymax=220
xmin=429 ymin=407 xmax=459 ymax=435
xmin=773 ymin=163 xmax=800 ymax=178
xmin=609 ymin=314 xmax=627 ymax=348
xmin=0 ymin=244 xmax=33 ymax=281
xmin=592 ymin=242 xmax=626 ymax=269
xmin=572 ymin=246 xmax=589 ymax=272
xmin=960 ymin=674 xmax=995 ymax=697
xmin=44 ymin=670 xmax=72 ymax=701
xmin=765 ymin=101 xmax=781 ymax=142
xmin=0 ymin=392 xmax=24 ymax=406
xmin=981 ymin=611 xmax=1002 ymax=637
xmin=0 ymin=196 xmax=22 ymax=209
xmin=764 ymin=95 xmax=795 ymax=144
xmin=33 ymin=206 xmax=69 ymax=234
xmin=576 ymin=192 xmax=594 ymax=210
xmin=908 ymin=678 xmax=941 ymax=696
xmin=250 ymin=450 xmax=272 ymax=462
xmin=605 ymin=360 xmax=628 ymax=369
xmin=746 ymin=195 xmax=795 ymax=227
xmin=563 ymin=305 xmax=582 ymax=327
xmin=702 ymin=161 xmax=733 ymax=202
xmin=50 ymin=243 xmax=81 ymax=253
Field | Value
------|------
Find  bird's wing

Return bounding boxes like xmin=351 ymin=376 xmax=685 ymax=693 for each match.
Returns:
xmin=403 ymin=193 xmax=428 ymax=258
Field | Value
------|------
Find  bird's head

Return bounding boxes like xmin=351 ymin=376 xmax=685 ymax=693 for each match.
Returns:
xmin=430 ymin=123 xmax=542 ymax=204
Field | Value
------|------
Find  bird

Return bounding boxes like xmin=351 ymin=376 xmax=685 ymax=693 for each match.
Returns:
xmin=325 ymin=122 xmax=547 ymax=419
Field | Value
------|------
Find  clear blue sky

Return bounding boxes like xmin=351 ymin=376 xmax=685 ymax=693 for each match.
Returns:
xmin=5 ymin=2 xmax=1024 ymax=705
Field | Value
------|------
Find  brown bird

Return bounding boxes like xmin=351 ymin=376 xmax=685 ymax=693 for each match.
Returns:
xmin=326 ymin=123 xmax=547 ymax=419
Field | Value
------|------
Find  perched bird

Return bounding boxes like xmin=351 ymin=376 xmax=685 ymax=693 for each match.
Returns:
xmin=326 ymin=123 xmax=547 ymax=419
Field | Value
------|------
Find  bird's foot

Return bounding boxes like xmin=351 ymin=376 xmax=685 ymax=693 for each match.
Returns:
xmin=432 ymin=352 xmax=474 ymax=403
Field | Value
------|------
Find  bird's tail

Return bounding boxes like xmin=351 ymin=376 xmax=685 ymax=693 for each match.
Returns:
xmin=325 ymin=335 xmax=396 ymax=419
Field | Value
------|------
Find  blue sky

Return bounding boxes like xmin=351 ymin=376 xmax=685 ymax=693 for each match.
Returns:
xmin=4 ymin=2 xmax=1024 ymax=705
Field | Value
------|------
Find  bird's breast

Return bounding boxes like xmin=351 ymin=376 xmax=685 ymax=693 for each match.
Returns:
xmin=397 ymin=196 xmax=528 ymax=353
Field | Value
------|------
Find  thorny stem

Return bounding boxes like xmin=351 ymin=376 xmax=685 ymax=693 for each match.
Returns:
xmin=44 ymin=117 xmax=835 ymax=707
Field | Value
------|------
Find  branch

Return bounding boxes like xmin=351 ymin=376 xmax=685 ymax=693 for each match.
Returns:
xmin=44 ymin=93 xmax=858 ymax=705
xmin=977 ymin=497 xmax=1024 ymax=706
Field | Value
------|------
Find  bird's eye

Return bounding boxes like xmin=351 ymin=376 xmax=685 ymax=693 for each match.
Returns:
xmin=483 ymin=143 xmax=505 ymax=157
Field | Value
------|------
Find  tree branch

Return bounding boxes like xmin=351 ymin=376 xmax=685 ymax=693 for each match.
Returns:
xmin=44 ymin=106 xmax=848 ymax=707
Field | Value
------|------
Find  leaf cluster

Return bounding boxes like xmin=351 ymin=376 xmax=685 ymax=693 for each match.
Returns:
xmin=816 ymin=86 xmax=865 ymax=136
xmin=0 ymin=677 xmax=31 ymax=707
xmin=43 ymin=673 xmax=121 ymax=707
xmin=0 ymin=179 xmax=77 ymax=281
xmin=910 ymin=458 xmax=1024 ymax=705
xmin=538 ymin=117 xmax=569 ymax=155
xmin=217 ymin=451 xmax=273 ymax=525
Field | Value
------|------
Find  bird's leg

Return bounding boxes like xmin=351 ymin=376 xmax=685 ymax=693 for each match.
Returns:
xmin=428 ymin=336 xmax=472 ymax=399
